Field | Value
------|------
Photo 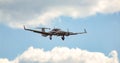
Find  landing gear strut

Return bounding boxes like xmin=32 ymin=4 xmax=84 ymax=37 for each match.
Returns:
xmin=49 ymin=35 xmax=52 ymax=40
xmin=61 ymin=36 xmax=65 ymax=40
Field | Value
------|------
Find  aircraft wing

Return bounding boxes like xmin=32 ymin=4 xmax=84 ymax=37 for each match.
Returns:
xmin=24 ymin=26 xmax=50 ymax=35
xmin=68 ymin=29 xmax=87 ymax=35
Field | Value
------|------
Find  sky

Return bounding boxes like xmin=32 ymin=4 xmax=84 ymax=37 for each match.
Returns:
xmin=0 ymin=0 xmax=120 ymax=63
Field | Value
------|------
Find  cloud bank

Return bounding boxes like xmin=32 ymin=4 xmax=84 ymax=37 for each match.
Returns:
xmin=0 ymin=47 xmax=119 ymax=63
xmin=0 ymin=0 xmax=120 ymax=28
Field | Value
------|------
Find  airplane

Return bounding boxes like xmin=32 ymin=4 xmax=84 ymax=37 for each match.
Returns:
xmin=24 ymin=26 xmax=87 ymax=40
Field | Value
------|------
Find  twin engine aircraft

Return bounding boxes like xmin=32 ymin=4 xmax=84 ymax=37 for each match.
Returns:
xmin=24 ymin=26 xmax=87 ymax=40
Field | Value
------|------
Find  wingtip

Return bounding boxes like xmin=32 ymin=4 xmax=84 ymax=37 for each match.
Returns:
xmin=23 ymin=25 xmax=26 ymax=30
xmin=84 ymin=29 xmax=87 ymax=33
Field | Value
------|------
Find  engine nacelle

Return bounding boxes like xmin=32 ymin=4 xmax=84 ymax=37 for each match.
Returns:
xmin=42 ymin=34 xmax=48 ymax=37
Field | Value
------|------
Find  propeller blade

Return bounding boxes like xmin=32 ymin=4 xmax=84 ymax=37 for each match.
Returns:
xmin=67 ymin=28 xmax=69 ymax=32
xmin=67 ymin=28 xmax=70 ymax=36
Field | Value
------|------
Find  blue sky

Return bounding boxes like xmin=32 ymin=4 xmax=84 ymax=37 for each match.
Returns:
xmin=0 ymin=0 xmax=120 ymax=63
xmin=0 ymin=13 xmax=120 ymax=60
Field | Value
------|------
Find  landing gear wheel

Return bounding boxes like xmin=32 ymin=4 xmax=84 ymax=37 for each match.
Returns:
xmin=61 ymin=36 xmax=65 ymax=40
xmin=49 ymin=36 xmax=52 ymax=40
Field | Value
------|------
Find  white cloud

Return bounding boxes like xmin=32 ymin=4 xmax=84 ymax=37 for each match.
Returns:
xmin=0 ymin=47 xmax=119 ymax=63
xmin=0 ymin=0 xmax=120 ymax=28
xmin=0 ymin=58 xmax=11 ymax=63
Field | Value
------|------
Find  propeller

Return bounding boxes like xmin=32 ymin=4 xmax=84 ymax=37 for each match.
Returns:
xmin=66 ymin=28 xmax=70 ymax=36
xmin=67 ymin=29 xmax=69 ymax=32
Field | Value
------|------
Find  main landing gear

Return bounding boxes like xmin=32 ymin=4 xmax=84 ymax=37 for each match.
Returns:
xmin=49 ymin=35 xmax=52 ymax=40
xmin=49 ymin=35 xmax=65 ymax=40
xmin=61 ymin=36 xmax=65 ymax=40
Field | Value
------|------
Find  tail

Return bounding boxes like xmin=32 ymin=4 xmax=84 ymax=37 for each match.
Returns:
xmin=35 ymin=27 xmax=50 ymax=32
